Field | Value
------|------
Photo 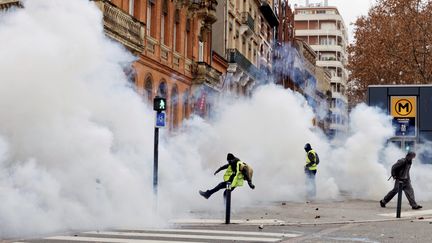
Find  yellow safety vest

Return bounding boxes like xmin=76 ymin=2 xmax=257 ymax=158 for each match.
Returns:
xmin=223 ymin=161 xmax=244 ymax=187
xmin=306 ymin=150 xmax=317 ymax=171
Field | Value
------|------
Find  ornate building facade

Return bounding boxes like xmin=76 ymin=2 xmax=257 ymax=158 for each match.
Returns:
xmin=93 ymin=0 xmax=224 ymax=129
xmin=212 ymin=0 xmax=279 ymax=96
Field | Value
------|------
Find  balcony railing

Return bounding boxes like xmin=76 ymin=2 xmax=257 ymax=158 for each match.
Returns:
xmin=226 ymin=49 xmax=259 ymax=79
xmin=92 ymin=0 xmax=144 ymax=53
xmin=0 ymin=0 xmax=22 ymax=10
xmin=240 ymin=12 xmax=255 ymax=32
xmin=192 ymin=62 xmax=222 ymax=90
xmin=259 ymin=0 xmax=279 ymax=28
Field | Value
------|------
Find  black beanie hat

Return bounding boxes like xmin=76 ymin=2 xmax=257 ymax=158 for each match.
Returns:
xmin=227 ymin=153 xmax=235 ymax=160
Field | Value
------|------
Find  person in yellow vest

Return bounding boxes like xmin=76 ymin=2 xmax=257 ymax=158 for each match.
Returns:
xmin=304 ymin=143 xmax=319 ymax=198
xmin=199 ymin=153 xmax=255 ymax=199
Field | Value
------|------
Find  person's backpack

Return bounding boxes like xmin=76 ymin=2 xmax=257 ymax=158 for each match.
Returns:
xmin=315 ymin=153 xmax=320 ymax=165
xmin=390 ymin=159 xmax=404 ymax=180
xmin=391 ymin=162 xmax=399 ymax=178
xmin=240 ymin=162 xmax=253 ymax=180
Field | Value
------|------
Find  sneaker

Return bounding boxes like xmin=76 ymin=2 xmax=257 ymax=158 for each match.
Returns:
xmin=199 ymin=190 xmax=210 ymax=199
xmin=248 ymin=181 xmax=255 ymax=189
xmin=412 ymin=205 xmax=422 ymax=210
xmin=380 ymin=200 xmax=386 ymax=208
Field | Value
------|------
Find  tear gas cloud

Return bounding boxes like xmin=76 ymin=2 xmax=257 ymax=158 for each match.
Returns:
xmin=0 ymin=0 xmax=431 ymax=239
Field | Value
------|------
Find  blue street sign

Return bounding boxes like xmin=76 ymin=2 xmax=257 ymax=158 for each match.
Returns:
xmin=155 ymin=112 xmax=166 ymax=128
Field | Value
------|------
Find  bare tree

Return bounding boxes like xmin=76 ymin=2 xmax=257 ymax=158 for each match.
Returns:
xmin=348 ymin=0 xmax=432 ymax=106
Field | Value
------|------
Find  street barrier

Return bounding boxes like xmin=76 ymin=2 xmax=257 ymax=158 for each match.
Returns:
xmin=225 ymin=182 xmax=231 ymax=224
xmin=396 ymin=181 xmax=403 ymax=218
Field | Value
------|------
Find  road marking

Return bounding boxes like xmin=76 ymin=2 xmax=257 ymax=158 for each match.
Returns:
xmin=170 ymin=218 xmax=286 ymax=225
xmin=378 ymin=209 xmax=432 ymax=217
xmin=110 ymin=229 xmax=298 ymax=238
xmin=83 ymin=231 xmax=283 ymax=242
xmin=45 ymin=236 xmax=202 ymax=243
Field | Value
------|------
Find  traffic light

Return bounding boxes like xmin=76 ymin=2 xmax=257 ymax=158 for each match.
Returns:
xmin=153 ymin=96 xmax=166 ymax=111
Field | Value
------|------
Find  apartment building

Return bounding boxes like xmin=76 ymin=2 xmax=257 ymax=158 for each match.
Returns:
xmin=294 ymin=1 xmax=349 ymax=136
xmin=212 ymin=0 xmax=279 ymax=96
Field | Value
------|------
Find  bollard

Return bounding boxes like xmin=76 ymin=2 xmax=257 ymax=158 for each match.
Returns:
xmin=225 ymin=182 xmax=232 ymax=224
xmin=396 ymin=181 xmax=403 ymax=218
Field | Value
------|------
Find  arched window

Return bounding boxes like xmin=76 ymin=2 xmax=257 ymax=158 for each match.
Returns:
xmin=182 ymin=89 xmax=189 ymax=119
xmin=170 ymin=85 xmax=179 ymax=129
xmin=157 ymin=80 xmax=168 ymax=98
xmin=144 ymin=75 xmax=153 ymax=102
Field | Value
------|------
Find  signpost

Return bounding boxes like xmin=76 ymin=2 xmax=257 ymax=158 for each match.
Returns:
xmin=153 ymin=96 xmax=166 ymax=197
xmin=390 ymin=96 xmax=416 ymax=137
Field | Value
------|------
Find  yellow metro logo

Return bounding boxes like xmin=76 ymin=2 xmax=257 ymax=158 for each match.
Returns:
xmin=395 ymin=99 xmax=412 ymax=116
xmin=391 ymin=96 xmax=416 ymax=118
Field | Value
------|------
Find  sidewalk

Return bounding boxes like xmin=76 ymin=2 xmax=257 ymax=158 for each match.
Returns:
xmin=172 ymin=199 xmax=432 ymax=226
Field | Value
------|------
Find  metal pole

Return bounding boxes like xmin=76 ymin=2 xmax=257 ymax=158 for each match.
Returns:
xmin=396 ymin=181 xmax=403 ymax=218
xmin=225 ymin=182 xmax=231 ymax=224
xmin=153 ymin=126 xmax=159 ymax=196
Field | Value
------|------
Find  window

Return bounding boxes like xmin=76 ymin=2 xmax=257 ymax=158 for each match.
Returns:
xmin=129 ymin=0 xmax=134 ymax=16
xmin=321 ymin=22 xmax=336 ymax=30
xmin=161 ymin=0 xmax=168 ymax=44
xmin=161 ymin=15 xmax=166 ymax=44
xmin=183 ymin=89 xmax=189 ymax=119
xmin=170 ymin=85 xmax=179 ymax=130
xmin=146 ymin=0 xmax=156 ymax=36
xmin=133 ymin=0 xmax=140 ymax=18
xmin=174 ymin=9 xmax=180 ymax=52
xmin=157 ymin=81 xmax=168 ymax=98
xmin=144 ymin=76 xmax=153 ymax=102
xmin=198 ymin=41 xmax=204 ymax=62
xmin=186 ymin=19 xmax=192 ymax=58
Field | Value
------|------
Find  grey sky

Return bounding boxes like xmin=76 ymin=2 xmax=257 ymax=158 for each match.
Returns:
xmin=291 ymin=0 xmax=376 ymax=42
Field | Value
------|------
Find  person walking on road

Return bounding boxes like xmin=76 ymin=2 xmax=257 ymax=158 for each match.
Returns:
xmin=380 ymin=151 xmax=422 ymax=210
xmin=199 ymin=153 xmax=255 ymax=199
xmin=304 ymin=143 xmax=319 ymax=199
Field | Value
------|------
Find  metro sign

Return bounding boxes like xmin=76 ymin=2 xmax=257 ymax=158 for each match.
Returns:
xmin=391 ymin=96 xmax=416 ymax=117
xmin=391 ymin=96 xmax=417 ymax=137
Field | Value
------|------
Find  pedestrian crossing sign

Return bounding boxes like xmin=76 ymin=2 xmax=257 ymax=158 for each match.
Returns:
xmin=156 ymin=111 xmax=166 ymax=128
xmin=153 ymin=96 xmax=166 ymax=111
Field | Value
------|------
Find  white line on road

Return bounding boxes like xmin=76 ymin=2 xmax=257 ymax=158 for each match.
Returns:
xmin=170 ymin=218 xmax=286 ymax=225
xmin=104 ymin=229 xmax=299 ymax=238
xmin=44 ymin=236 xmax=204 ymax=243
xmin=378 ymin=209 xmax=432 ymax=217
xmin=83 ymin=231 xmax=283 ymax=242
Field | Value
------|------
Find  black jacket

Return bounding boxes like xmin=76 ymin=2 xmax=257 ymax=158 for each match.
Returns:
xmin=392 ymin=158 xmax=412 ymax=180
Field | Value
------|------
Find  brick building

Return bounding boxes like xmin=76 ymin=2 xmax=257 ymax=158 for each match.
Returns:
xmin=97 ymin=0 xmax=226 ymax=129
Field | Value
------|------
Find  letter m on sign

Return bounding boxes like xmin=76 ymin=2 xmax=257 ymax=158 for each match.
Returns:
xmin=398 ymin=102 xmax=410 ymax=113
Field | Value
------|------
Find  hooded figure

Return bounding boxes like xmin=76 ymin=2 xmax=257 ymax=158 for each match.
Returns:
xmin=199 ymin=153 xmax=255 ymax=199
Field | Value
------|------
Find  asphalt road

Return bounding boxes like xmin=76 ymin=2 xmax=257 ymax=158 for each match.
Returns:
xmin=4 ymin=199 xmax=432 ymax=242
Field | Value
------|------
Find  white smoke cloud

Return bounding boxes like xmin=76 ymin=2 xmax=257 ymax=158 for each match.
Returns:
xmin=0 ymin=0 xmax=157 ymax=237
xmin=1 ymin=0 xmax=431 ymax=239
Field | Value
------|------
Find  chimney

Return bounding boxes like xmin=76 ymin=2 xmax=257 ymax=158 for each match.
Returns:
xmin=306 ymin=0 xmax=309 ymax=6
xmin=324 ymin=0 xmax=328 ymax=6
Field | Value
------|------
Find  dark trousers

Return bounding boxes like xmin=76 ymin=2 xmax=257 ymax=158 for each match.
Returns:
xmin=382 ymin=179 xmax=418 ymax=207
xmin=305 ymin=169 xmax=317 ymax=199
xmin=207 ymin=181 xmax=236 ymax=198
